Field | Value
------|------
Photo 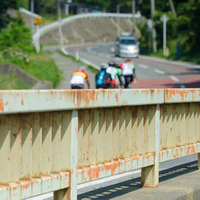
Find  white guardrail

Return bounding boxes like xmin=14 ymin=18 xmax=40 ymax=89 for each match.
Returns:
xmin=32 ymin=13 xmax=141 ymax=52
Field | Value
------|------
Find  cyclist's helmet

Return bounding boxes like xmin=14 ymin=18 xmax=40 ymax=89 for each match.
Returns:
xmin=125 ymin=58 xmax=131 ymax=63
xmin=108 ymin=60 xmax=116 ymax=67
xmin=100 ymin=63 xmax=108 ymax=70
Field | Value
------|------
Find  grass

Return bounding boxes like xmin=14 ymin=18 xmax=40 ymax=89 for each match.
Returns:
xmin=0 ymin=73 xmax=32 ymax=89
xmin=1 ymin=52 xmax=63 ymax=88
xmin=17 ymin=52 xmax=62 ymax=87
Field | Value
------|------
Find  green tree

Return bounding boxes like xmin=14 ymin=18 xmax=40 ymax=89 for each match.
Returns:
xmin=0 ymin=15 xmax=33 ymax=52
xmin=0 ymin=0 xmax=18 ymax=30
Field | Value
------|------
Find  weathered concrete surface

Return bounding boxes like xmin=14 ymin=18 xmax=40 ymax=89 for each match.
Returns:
xmin=78 ymin=161 xmax=200 ymax=200
xmin=40 ymin=18 xmax=144 ymax=46
xmin=0 ymin=63 xmax=52 ymax=89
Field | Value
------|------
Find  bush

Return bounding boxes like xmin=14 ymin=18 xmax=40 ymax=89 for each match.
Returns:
xmin=0 ymin=15 xmax=35 ymax=52
xmin=0 ymin=14 xmax=63 ymax=88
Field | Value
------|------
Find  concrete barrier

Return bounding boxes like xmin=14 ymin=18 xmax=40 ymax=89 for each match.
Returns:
xmin=0 ymin=89 xmax=200 ymax=199
xmin=0 ymin=64 xmax=52 ymax=89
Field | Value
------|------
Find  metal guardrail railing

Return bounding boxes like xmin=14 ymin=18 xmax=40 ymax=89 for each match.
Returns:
xmin=0 ymin=89 xmax=200 ymax=200
xmin=19 ymin=7 xmax=42 ymax=19
xmin=32 ymin=13 xmax=141 ymax=52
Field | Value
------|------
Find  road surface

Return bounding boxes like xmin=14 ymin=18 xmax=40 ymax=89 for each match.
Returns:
xmin=64 ymin=43 xmax=200 ymax=89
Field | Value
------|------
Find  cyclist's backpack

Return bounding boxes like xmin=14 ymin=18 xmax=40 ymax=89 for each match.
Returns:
xmin=97 ymin=71 xmax=106 ymax=85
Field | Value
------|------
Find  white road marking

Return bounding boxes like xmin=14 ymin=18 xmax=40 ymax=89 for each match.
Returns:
xmin=154 ymin=69 xmax=165 ymax=74
xmin=99 ymin=53 xmax=103 ymax=56
xmin=138 ymin=64 xmax=148 ymax=69
xmin=106 ymin=55 xmax=110 ymax=58
xmin=169 ymin=75 xmax=186 ymax=88
xmin=111 ymin=47 xmax=115 ymax=52
xmin=87 ymin=48 xmax=93 ymax=53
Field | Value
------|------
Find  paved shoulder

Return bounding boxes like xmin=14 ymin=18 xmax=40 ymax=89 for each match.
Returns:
xmin=45 ymin=50 xmax=96 ymax=89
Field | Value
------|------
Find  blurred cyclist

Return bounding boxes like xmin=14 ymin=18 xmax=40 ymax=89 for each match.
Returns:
xmin=120 ymin=59 xmax=136 ymax=88
xmin=95 ymin=63 xmax=112 ymax=89
xmin=70 ymin=66 xmax=90 ymax=89
xmin=106 ymin=60 xmax=122 ymax=88
xmin=115 ymin=63 xmax=125 ymax=88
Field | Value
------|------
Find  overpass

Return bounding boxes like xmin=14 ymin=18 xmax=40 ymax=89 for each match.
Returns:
xmin=0 ymin=89 xmax=200 ymax=199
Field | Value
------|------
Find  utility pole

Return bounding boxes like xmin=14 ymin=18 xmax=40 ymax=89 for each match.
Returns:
xmin=57 ymin=0 xmax=64 ymax=47
xmin=30 ymin=0 xmax=34 ymax=34
xmin=151 ymin=0 xmax=157 ymax=52
xmin=65 ymin=0 xmax=72 ymax=15
xmin=117 ymin=5 xmax=120 ymax=37
xmin=168 ymin=0 xmax=177 ymax=18
xmin=132 ymin=0 xmax=136 ymax=35
xmin=160 ymin=15 xmax=168 ymax=56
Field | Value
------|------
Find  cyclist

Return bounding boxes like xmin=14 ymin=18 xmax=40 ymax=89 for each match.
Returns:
xmin=106 ymin=60 xmax=122 ymax=88
xmin=120 ymin=59 xmax=136 ymax=88
xmin=70 ymin=66 xmax=90 ymax=89
xmin=95 ymin=63 xmax=112 ymax=89
xmin=115 ymin=63 xmax=125 ymax=88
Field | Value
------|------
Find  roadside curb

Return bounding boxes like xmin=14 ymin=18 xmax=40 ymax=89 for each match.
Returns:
xmin=61 ymin=47 xmax=100 ymax=70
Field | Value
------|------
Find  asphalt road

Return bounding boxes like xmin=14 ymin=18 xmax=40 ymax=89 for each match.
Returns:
xmin=64 ymin=43 xmax=200 ymax=89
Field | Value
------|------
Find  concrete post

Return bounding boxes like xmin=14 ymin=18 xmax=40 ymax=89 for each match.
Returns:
xmin=132 ymin=0 xmax=136 ymax=35
xmin=54 ymin=110 xmax=78 ymax=200
xmin=141 ymin=105 xmax=160 ymax=187
xmin=117 ymin=5 xmax=120 ymax=37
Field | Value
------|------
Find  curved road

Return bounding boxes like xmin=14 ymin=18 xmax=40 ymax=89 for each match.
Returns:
xmin=64 ymin=43 xmax=200 ymax=89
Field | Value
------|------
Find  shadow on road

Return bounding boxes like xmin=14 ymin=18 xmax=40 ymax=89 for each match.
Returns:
xmin=78 ymin=161 xmax=198 ymax=200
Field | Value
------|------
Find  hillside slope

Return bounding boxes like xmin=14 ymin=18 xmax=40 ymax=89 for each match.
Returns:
xmin=40 ymin=17 xmax=145 ymax=45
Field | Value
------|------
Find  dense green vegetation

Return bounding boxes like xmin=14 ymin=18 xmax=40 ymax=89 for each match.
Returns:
xmin=0 ymin=5 xmax=63 ymax=89
xmin=73 ymin=0 xmax=200 ymax=63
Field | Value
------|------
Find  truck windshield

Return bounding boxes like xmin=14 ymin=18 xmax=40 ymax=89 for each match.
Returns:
xmin=120 ymin=39 xmax=136 ymax=45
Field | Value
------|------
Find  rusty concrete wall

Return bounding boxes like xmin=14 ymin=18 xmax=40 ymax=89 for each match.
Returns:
xmin=0 ymin=89 xmax=200 ymax=199
xmin=77 ymin=106 xmax=156 ymax=168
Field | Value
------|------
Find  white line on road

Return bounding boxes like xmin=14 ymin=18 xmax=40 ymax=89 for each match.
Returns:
xmin=138 ymin=64 xmax=148 ymax=69
xmin=106 ymin=55 xmax=110 ymax=58
xmin=169 ymin=75 xmax=186 ymax=88
xmin=111 ymin=47 xmax=115 ymax=52
xmin=154 ymin=69 xmax=165 ymax=74
xmin=87 ymin=48 xmax=92 ymax=53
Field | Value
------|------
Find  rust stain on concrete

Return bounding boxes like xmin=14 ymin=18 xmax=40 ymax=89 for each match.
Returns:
xmin=0 ymin=99 xmax=4 ymax=111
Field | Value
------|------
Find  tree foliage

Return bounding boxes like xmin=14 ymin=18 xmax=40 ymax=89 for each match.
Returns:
xmin=0 ymin=0 xmax=17 ymax=30
xmin=0 ymin=16 xmax=33 ymax=52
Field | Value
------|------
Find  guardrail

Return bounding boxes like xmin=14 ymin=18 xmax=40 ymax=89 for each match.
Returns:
xmin=33 ymin=13 xmax=141 ymax=52
xmin=0 ymin=89 xmax=200 ymax=200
